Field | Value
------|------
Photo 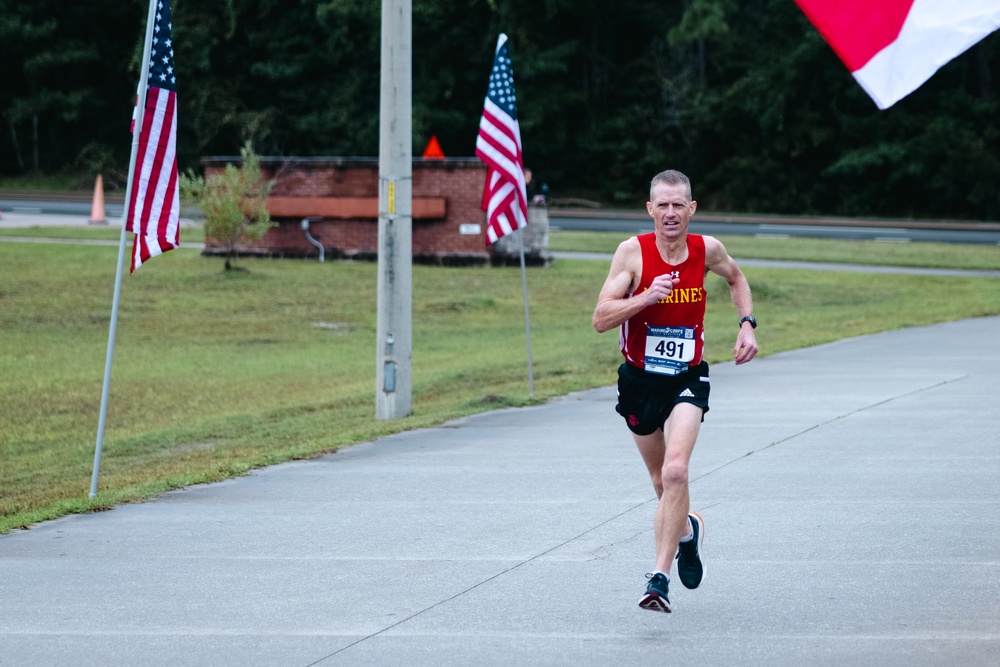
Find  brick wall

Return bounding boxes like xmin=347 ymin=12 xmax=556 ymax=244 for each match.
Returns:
xmin=201 ymin=156 xmax=541 ymax=265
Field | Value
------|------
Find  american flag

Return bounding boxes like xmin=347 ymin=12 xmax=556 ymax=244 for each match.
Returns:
xmin=127 ymin=0 xmax=179 ymax=272
xmin=475 ymin=33 xmax=528 ymax=245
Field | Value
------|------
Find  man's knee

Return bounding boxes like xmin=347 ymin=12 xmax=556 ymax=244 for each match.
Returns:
xmin=660 ymin=460 xmax=689 ymax=489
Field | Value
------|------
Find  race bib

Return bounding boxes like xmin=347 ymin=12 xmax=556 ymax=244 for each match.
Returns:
xmin=644 ymin=325 xmax=696 ymax=376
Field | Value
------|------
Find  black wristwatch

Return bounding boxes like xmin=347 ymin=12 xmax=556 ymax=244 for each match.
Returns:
xmin=739 ymin=315 xmax=757 ymax=329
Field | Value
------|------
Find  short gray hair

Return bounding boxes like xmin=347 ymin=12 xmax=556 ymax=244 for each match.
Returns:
xmin=649 ymin=169 xmax=692 ymax=201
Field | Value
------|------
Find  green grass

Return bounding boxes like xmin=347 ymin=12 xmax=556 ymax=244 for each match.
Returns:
xmin=3 ymin=236 xmax=1000 ymax=533
xmin=550 ymin=230 xmax=1000 ymax=271
xmin=6 ymin=226 xmax=998 ymax=270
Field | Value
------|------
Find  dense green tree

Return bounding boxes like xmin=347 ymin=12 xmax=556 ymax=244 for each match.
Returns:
xmin=1 ymin=0 xmax=998 ymax=220
xmin=0 ymin=0 xmax=142 ymax=182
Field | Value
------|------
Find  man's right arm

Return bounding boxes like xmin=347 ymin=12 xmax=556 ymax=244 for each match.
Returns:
xmin=592 ymin=238 xmax=669 ymax=333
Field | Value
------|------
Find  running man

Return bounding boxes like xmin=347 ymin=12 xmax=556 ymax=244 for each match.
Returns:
xmin=592 ymin=169 xmax=758 ymax=613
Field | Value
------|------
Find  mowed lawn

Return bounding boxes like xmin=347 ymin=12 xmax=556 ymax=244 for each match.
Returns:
xmin=2 ymin=231 xmax=1000 ymax=532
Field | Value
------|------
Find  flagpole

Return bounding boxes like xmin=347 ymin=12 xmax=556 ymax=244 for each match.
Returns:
xmin=89 ymin=0 xmax=159 ymax=498
xmin=516 ymin=227 xmax=534 ymax=396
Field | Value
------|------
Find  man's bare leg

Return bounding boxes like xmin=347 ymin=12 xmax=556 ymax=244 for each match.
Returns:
xmin=633 ymin=403 xmax=703 ymax=574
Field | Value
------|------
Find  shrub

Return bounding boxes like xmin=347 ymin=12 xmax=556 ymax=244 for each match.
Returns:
xmin=180 ymin=141 xmax=275 ymax=270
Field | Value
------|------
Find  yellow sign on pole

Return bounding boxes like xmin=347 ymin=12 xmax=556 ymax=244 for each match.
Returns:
xmin=388 ymin=181 xmax=395 ymax=214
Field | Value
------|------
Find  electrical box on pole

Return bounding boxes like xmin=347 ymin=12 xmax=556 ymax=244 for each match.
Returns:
xmin=376 ymin=0 xmax=413 ymax=420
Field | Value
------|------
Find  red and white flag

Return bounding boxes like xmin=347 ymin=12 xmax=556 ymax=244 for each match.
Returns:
xmin=127 ymin=0 xmax=180 ymax=272
xmin=476 ymin=33 xmax=528 ymax=245
xmin=796 ymin=0 xmax=1000 ymax=109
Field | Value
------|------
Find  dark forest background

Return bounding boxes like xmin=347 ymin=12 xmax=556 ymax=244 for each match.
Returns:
xmin=2 ymin=0 xmax=999 ymax=219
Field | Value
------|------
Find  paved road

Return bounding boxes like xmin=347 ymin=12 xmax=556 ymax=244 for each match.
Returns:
xmin=2 ymin=316 xmax=999 ymax=666
xmin=0 ymin=209 xmax=202 ymax=250
xmin=4 ymin=195 xmax=1000 ymax=244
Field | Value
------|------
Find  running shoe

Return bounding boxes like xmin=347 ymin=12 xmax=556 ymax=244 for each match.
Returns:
xmin=638 ymin=572 xmax=671 ymax=613
xmin=676 ymin=512 xmax=705 ymax=589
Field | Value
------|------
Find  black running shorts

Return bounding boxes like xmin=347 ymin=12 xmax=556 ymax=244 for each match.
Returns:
xmin=615 ymin=361 xmax=710 ymax=435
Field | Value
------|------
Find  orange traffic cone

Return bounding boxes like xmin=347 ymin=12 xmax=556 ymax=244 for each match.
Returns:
xmin=89 ymin=174 xmax=107 ymax=225
xmin=422 ymin=135 xmax=445 ymax=159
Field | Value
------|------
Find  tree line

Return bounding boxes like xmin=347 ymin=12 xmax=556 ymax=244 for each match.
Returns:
xmin=2 ymin=0 xmax=999 ymax=220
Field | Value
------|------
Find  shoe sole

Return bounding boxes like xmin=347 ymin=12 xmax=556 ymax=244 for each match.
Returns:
xmin=638 ymin=593 xmax=671 ymax=613
xmin=679 ymin=511 xmax=705 ymax=590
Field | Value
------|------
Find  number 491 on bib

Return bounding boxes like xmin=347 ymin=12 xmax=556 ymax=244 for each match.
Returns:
xmin=644 ymin=325 xmax=695 ymax=375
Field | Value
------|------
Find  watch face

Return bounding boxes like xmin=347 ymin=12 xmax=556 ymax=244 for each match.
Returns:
xmin=741 ymin=316 xmax=757 ymax=329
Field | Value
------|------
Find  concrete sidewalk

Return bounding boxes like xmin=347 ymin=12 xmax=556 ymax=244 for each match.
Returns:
xmin=2 ymin=317 xmax=999 ymax=666
xmin=0 ymin=209 xmax=200 ymax=230
xmin=0 ymin=212 xmax=112 ymax=227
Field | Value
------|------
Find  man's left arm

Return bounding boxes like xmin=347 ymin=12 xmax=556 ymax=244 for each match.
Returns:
xmin=704 ymin=236 xmax=758 ymax=365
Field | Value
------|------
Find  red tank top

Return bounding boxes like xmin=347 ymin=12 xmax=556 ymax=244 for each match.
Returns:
xmin=620 ymin=233 xmax=707 ymax=374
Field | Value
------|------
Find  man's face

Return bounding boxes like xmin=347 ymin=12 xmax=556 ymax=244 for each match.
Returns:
xmin=647 ymin=182 xmax=696 ymax=239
